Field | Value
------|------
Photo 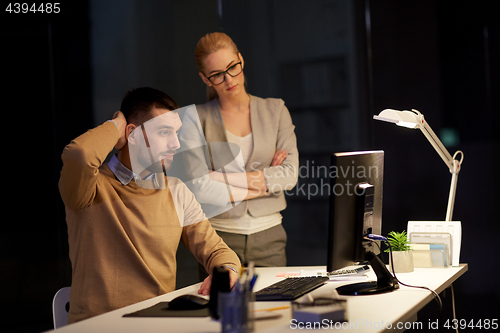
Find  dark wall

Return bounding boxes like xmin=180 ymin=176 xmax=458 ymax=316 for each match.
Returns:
xmin=1 ymin=1 xmax=498 ymax=332
xmin=1 ymin=2 xmax=92 ymax=332
xmin=439 ymin=0 xmax=500 ymax=320
xmin=369 ymin=0 xmax=500 ymax=322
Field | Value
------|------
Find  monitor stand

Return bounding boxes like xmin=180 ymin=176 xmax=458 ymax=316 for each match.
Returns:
xmin=336 ymin=251 xmax=399 ymax=296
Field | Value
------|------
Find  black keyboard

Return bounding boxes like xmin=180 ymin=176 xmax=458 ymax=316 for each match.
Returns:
xmin=255 ymin=276 xmax=330 ymax=301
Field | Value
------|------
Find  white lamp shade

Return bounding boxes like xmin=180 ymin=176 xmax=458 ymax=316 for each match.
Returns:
xmin=373 ymin=109 xmax=423 ymax=128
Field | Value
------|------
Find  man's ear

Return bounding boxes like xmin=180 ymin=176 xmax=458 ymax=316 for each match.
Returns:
xmin=125 ymin=123 xmax=138 ymax=144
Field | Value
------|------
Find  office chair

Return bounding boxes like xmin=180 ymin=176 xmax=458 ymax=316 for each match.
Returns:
xmin=52 ymin=287 xmax=71 ymax=329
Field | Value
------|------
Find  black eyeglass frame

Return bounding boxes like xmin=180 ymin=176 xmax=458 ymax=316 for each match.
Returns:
xmin=204 ymin=62 xmax=243 ymax=85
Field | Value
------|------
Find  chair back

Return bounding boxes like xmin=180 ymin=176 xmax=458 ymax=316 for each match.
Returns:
xmin=52 ymin=287 xmax=71 ymax=329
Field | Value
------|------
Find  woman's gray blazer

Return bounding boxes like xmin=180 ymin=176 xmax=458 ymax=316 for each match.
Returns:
xmin=177 ymin=95 xmax=299 ymax=219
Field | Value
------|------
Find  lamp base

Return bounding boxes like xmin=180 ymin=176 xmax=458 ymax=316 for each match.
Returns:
xmin=336 ymin=252 xmax=399 ymax=296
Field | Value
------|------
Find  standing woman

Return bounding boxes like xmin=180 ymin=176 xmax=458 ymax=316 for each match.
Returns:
xmin=191 ymin=32 xmax=298 ymax=271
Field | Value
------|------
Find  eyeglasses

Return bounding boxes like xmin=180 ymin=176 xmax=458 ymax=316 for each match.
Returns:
xmin=205 ymin=62 xmax=243 ymax=85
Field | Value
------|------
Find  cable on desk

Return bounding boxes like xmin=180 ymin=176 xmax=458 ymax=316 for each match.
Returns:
xmin=364 ymin=237 xmax=444 ymax=320
xmin=386 ymin=242 xmax=443 ymax=313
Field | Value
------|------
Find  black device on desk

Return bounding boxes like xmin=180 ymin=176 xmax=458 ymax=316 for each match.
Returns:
xmin=208 ymin=267 xmax=230 ymax=319
xmin=327 ymin=150 xmax=398 ymax=295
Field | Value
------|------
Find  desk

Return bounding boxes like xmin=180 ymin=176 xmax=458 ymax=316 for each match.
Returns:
xmin=49 ymin=264 xmax=467 ymax=333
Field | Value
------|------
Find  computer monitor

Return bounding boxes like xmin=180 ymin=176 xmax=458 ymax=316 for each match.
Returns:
xmin=327 ymin=150 xmax=398 ymax=295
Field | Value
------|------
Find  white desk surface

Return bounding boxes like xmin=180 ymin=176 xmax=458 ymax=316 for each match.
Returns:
xmin=49 ymin=264 xmax=467 ymax=333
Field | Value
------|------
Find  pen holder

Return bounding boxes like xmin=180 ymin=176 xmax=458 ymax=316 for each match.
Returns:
xmin=218 ymin=291 xmax=254 ymax=333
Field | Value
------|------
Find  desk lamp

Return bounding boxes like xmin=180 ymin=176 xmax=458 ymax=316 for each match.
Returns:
xmin=373 ymin=109 xmax=464 ymax=221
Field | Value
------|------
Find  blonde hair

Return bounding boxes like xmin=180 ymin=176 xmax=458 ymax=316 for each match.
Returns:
xmin=195 ymin=32 xmax=240 ymax=101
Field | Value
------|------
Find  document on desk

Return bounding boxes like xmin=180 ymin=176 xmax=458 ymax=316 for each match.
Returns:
xmin=276 ymin=272 xmax=301 ymax=277
xmin=299 ymin=270 xmax=369 ymax=281
xmin=275 ymin=270 xmax=321 ymax=277
xmin=328 ymin=275 xmax=369 ymax=282
xmin=275 ymin=270 xmax=368 ymax=281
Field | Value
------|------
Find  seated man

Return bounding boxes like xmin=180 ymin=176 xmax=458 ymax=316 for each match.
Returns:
xmin=59 ymin=87 xmax=240 ymax=323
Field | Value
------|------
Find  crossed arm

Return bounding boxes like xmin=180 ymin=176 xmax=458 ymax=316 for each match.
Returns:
xmin=209 ymin=149 xmax=289 ymax=202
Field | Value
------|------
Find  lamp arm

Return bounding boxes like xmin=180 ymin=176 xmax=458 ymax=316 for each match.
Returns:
xmin=419 ymin=121 xmax=454 ymax=171
xmin=446 ymin=163 xmax=459 ymax=221
xmin=417 ymin=117 xmax=464 ymax=221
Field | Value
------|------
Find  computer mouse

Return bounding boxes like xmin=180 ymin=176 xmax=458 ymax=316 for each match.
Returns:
xmin=168 ymin=294 xmax=209 ymax=310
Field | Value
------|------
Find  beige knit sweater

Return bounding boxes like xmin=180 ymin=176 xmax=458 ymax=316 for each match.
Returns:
xmin=59 ymin=121 xmax=240 ymax=323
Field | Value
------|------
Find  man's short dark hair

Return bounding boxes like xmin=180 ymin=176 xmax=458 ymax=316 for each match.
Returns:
xmin=120 ymin=87 xmax=179 ymax=126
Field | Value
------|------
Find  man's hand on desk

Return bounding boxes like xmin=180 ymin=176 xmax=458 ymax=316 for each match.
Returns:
xmin=197 ymin=267 xmax=239 ymax=296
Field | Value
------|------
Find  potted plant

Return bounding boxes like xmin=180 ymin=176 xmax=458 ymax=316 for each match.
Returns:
xmin=385 ymin=230 xmax=414 ymax=273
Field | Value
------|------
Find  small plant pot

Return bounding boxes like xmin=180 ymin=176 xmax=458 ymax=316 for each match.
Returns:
xmin=389 ymin=251 xmax=414 ymax=273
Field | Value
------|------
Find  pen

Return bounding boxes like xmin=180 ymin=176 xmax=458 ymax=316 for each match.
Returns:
xmin=254 ymin=305 xmax=290 ymax=312
xmin=238 ymin=272 xmax=247 ymax=293
xmin=249 ymin=274 xmax=258 ymax=291
xmin=245 ymin=261 xmax=254 ymax=292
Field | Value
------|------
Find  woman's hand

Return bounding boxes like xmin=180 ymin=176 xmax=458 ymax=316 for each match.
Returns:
xmin=208 ymin=170 xmax=224 ymax=182
xmin=206 ymin=149 xmax=288 ymax=201
xmin=271 ymin=149 xmax=288 ymax=167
